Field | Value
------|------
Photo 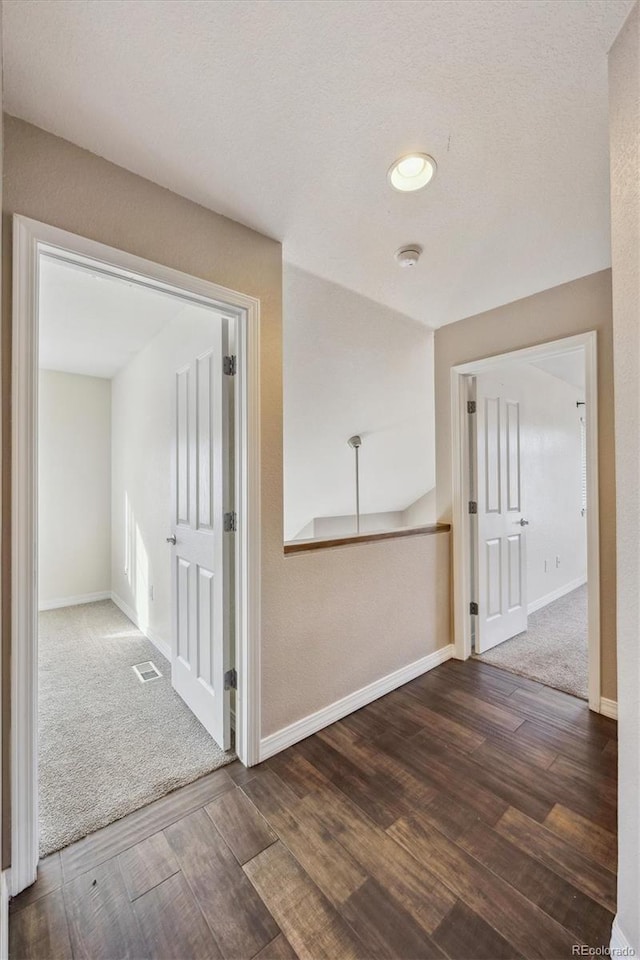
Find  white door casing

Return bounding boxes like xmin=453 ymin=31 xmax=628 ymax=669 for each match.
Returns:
xmin=11 ymin=215 xmax=261 ymax=898
xmin=450 ymin=332 xmax=600 ymax=711
xmin=170 ymin=321 xmax=232 ymax=750
xmin=475 ymin=372 xmax=528 ymax=652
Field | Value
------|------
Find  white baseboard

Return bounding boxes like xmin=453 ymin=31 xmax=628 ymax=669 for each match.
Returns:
xmin=600 ymin=697 xmax=618 ymax=720
xmin=259 ymin=644 xmax=454 ymax=762
xmin=610 ymin=916 xmax=636 ymax=955
xmin=527 ymin=576 xmax=587 ymax=615
xmin=38 ymin=590 xmax=111 ymax=611
xmin=111 ymin=592 xmax=171 ymax=661
xmin=1 ymin=870 xmax=9 ymax=960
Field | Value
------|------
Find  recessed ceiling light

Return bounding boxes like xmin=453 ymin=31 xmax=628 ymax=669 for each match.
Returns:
xmin=388 ymin=153 xmax=437 ymax=192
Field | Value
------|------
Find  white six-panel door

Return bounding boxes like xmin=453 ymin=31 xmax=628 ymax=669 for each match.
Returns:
xmin=169 ymin=318 xmax=231 ymax=750
xmin=475 ymin=372 xmax=528 ymax=653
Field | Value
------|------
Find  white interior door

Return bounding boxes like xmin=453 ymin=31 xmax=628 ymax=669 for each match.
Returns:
xmin=475 ymin=372 xmax=528 ymax=653
xmin=169 ymin=320 xmax=232 ymax=750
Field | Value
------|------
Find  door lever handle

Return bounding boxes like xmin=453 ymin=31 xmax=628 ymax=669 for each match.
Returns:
xmin=516 ymin=518 xmax=529 ymax=526
xmin=166 ymin=535 xmax=177 ymax=545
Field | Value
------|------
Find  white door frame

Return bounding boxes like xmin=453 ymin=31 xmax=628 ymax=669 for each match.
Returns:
xmin=10 ymin=214 xmax=262 ymax=896
xmin=450 ymin=331 xmax=601 ymax=712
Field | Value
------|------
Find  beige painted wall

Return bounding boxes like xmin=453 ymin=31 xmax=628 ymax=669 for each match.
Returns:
xmin=263 ymin=531 xmax=450 ymax=735
xmin=609 ymin=2 xmax=639 ymax=951
xmin=1 ymin=117 xmax=451 ymax=860
xmin=38 ymin=371 xmax=111 ymax=607
xmin=0 ymin=114 xmax=279 ymax=865
xmin=434 ymin=270 xmax=617 ymax=700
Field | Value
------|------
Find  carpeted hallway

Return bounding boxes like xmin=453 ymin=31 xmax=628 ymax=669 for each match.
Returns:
xmin=477 ymin=583 xmax=588 ymax=699
xmin=39 ymin=600 xmax=234 ymax=856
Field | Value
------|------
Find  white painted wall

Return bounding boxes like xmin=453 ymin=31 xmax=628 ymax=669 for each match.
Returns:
xmin=402 ymin=487 xmax=437 ymax=527
xmin=475 ymin=361 xmax=586 ymax=612
xmin=38 ymin=370 xmax=111 ymax=608
xmin=311 ymin=511 xmax=404 ymax=539
xmin=283 ymin=264 xmax=435 ymax=540
xmin=301 ymin=493 xmax=438 ymax=540
xmin=609 ymin=3 xmax=640 ymax=953
xmin=111 ymin=302 xmax=221 ymax=651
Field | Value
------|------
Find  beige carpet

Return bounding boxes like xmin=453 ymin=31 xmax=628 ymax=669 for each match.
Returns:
xmin=39 ymin=600 xmax=234 ymax=856
xmin=477 ymin=584 xmax=588 ymax=699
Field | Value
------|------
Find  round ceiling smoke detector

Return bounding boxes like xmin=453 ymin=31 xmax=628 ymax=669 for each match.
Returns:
xmin=395 ymin=245 xmax=422 ymax=268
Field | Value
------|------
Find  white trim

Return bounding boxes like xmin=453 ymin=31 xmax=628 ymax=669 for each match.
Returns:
xmin=10 ymin=215 xmax=261 ymax=895
xmin=234 ymin=292 xmax=262 ymax=767
xmin=259 ymin=645 xmax=454 ymax=761
xmin=610 ymin=916 xmax=635 ymax=955
xmin=450 ymin=332 xmax=602 ymax=713
xmin=1 ymin=870 xmax=9 ymax=960
xmin=584 ymin=332 xmax=602 ymax=713
xmin=451 ymin=371 xmax=473 ymax=660
xmin=599 ymin=698 xmax=618 ymax=720
xmin=38 ymin=590 xmax=112 ymax=612
xmin=527 ymin=576 xmax=587 ymax=615
xmin=111 ymin=592 xmax=172 ymax=662
xmin=11 ymin=216 xmax=39 ymax=896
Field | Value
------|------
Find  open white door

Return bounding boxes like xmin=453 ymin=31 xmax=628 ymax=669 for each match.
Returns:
xmin=169 ymin=318 xmax=232 ymax=750
xmin=475 ymin=372 xmax=528 ymax=653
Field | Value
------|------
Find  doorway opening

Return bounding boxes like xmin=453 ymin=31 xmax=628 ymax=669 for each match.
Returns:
xmin=11 ymin=216 xmax=261 ymax=896
xmin=38 ymin=252 xmax=237 ymax=855
xmin=450 ymin=333 xmax=601 ymax=711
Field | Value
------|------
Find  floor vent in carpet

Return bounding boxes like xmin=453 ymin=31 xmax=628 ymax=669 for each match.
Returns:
xmin=133 ymin=661 xmax=162 ymax=683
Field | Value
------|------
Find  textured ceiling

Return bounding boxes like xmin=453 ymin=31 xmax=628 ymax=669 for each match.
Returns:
xmin=3 ymin=0 xmax=633 ymax=327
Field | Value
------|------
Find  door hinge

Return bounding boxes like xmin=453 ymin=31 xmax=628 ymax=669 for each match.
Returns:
xmin=467 ymin=400 xmax=476 ymax=414
xmin=224 ymin=668 xmax=237 ymax=691
xmin=223 ymin=355 xmax=237 ymax=376
xmin=223 ymin=511 xmax=237 ymax=532
xmin=470 ymin=601 xmax=479 ymax=615
xmin=468 ymin=500 xmax=477 ymax=514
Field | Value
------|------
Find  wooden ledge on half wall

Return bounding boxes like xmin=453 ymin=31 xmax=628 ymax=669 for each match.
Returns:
xmin=283 ymin=522 xmax=451 ymax=555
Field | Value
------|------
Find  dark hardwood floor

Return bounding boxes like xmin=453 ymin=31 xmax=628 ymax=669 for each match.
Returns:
xmin=10 ymin=658 xmax=617 ymax=960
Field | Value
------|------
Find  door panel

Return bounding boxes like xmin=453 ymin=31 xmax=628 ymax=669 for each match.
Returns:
xmin=476 ymin=373 xmax=528 ymax=653
xmin=506 ymin=401 xmax=521 ymax=511
xmin=176 ymin=557 xmax=190 ymax=662
xmin=486 ymin=539 xmax=502 ymax=618
xmin=197 ymin=566 xmax=214 ymax=687
xmin=507 ymin=534 xmax=523 ymax=610
xmin=176 ymin=366 xmax=190 ymax=525
xmin=196 ymin=352 xmax=213 ymax=531
xmin=484 ymin=396 xmax=501 ymax=513
xmin=169 ymin=318 xmax=231 ymax=750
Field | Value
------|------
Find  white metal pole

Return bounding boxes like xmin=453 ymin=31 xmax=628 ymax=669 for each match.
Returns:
xmin=348 ymin=435 xmax=362 ymax=535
